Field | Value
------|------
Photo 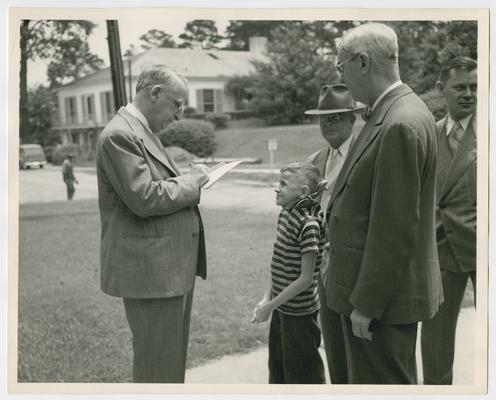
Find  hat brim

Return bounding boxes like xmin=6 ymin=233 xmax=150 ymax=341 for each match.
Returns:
xmin=304 ymin=105 xmax=366 ymax=115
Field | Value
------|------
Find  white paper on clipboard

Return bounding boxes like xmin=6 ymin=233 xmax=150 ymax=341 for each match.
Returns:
xmin=202 ymin=160 xmax=243 ymax=189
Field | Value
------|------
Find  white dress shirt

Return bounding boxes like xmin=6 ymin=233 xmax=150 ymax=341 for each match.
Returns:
xmin=371 ymin=80 xmax=403 ymax=111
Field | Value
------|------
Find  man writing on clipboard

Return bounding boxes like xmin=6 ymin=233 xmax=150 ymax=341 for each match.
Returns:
xmin=96 ymin=65 xmax=210 ymax=383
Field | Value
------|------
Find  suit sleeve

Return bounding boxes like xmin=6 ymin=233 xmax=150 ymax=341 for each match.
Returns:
xmin=99 ymin=129 xmax=201 ymax=218
xmin=349 ymin=122 xmax=426 ymax=319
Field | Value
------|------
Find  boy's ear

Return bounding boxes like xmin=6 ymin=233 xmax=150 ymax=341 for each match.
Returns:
xmin=300 ymin=185 xmax=311 ymax=198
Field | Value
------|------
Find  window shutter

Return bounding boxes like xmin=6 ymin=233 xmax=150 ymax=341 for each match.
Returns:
xmin=100 ymin=92 xmax=106 ymax=123
xmin=81 ymin=95 xmax=87 ymax=123
xmin=65 ymin=97 xmax=70 ymax=124
xmin=88 ymin=94 xmax=95 ymax=122
xmin=109 ymin=91 xmax=115 ymax=116
xmin=196 ymin=89 xmax=204 ymax=113
xmin=214 ymin=89 xmax=223 ymax=112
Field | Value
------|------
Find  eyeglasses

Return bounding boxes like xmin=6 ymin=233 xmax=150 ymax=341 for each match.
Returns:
xmin=320 ymin=113 xmax=349 ymax=123
xmin=164 ymin=92 xmax=185 ymax=113
xmin=336 ymin=52 xmax=361 ymax=75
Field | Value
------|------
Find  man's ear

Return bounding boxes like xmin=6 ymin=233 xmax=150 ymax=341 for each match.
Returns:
xmin=150 ymin=85 xmax=161 ymax=101
xmin=359 ymin=53 xmax=370 ymax=74
xmin=300 ymin=185 xmax=311 ymax=198
xmin=435 ymin=80 xmax=444 ymax=97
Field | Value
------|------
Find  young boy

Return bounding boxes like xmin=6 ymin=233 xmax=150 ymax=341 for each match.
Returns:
xmin=252 ymin=162 xmax=327 ymax=384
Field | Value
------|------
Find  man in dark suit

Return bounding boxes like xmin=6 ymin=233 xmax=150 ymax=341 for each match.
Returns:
xmin=325 ymin=22 xmax=443 ymax=384
xmin=305 ymin=83 xmax=364 ymax=384
xmin=96 ymin=65 xmax=209 ymax=383
xmin=421 ymin=56 xmax=477 ymax=385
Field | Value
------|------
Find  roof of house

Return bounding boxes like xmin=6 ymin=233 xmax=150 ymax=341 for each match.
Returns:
xmin=57 ymin=47 xmax=258 ymax=91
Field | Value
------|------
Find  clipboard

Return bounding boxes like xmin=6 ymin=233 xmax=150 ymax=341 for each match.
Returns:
xmin=202 ymin=160 xmax=244 ymax=189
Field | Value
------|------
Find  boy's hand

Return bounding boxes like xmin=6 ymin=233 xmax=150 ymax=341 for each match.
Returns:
xmin=251 ymin=302 xmax=272 ymax=323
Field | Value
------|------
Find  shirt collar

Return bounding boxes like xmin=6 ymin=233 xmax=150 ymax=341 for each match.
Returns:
xmin=126 ymin=103 xmax=152 ymax=133
xmin=329 ymin=130 xmax=354 ymax=158
xmin=371 ymin=80 xmax=403 ymax=111
xmin=446 ymin=113 xmax=473 ymax=136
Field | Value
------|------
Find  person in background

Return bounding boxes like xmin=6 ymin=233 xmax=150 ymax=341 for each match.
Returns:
xmin=325 ymin=22 xmax=442 ymax=384
xmin=61 ymin=153 xmax=78 ymax=200
xmin=96 ymin=65 xmax=209 ymax=383
xmin=421 ymin=56 xmax=477 ymax=385
xmin=252 ymin=162 xmax=327 ymax=384
xmin=305 ymin=83 xmax=365 ymax=384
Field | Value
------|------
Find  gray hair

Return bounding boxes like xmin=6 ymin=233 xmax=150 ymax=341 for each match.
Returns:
xmin=135 ymin=64 xmax=188 ymax=94
xmin=337 ymin=23 xmax=398 ymax=69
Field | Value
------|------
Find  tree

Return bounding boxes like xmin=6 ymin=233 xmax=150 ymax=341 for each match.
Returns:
xmin=26 ymin=85 xmax=60 ymax=147
xmin=178 ymin=20 xmax=223 ymax=49
xmin=224 ymin=21 xmax=286 ymax=50
xmin=139 ymin=29 xmax=177 ymax=49
xmin=19 ymin=20 xmax=103 ymax=143
xmin=243 ymin=24 xmax=340 ymax=125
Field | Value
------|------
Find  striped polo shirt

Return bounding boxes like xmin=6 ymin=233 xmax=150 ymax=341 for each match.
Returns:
xmin=270 ymin=199 xmax=327 ymax=316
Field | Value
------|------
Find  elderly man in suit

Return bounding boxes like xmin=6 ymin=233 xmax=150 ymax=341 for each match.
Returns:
xmin=96 ymin=65 xmax=209 ymax=383
xmin=305 ymin=83 xmax=364 ymax=384
xmin=420 ymin=56 xmax=477 ymax=385
xmin=325 ymin=22 xmax=443 ymax=384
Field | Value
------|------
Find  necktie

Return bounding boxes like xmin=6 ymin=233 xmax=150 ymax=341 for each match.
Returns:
xmin=448 ymin=121 xmax=465 ymax=155
xmin=320 ymin=148 xmax=342 ymax=214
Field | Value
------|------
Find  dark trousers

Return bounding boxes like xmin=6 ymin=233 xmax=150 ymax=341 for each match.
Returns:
xmin=421 ymin=269 xmax=476 ymax=384
xmin=123 ymin=284 xmax=194 ymax=383
xmin=64 ymin=179 xmax=75 ymax=200
xmin=268 ymin=309 xmax=325 ymax=384
xmin=340 ymin=314 xmax=418 ymax=384
xmin=318 ymin=278 xmax=348 ymax=383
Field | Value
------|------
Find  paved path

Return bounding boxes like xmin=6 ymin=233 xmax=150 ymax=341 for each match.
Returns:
xmin=186 ymin=307 xmax=477 ymax=384
xmin=19 ymin=167 xmax=280 ymax=216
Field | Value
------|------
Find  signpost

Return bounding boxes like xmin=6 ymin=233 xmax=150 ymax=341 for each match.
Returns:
xmin=268 ymin=139 xmax=278 ymax=172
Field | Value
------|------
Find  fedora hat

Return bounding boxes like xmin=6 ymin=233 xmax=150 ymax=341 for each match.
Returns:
xmin=304 ymin=83 xmax=366 ymax=115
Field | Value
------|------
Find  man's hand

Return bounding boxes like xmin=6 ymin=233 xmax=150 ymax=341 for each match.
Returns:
xmin=350 ymin=308 xmax=373 ymax=341
xmin=189 ymin=164 xmax=209 ymax=186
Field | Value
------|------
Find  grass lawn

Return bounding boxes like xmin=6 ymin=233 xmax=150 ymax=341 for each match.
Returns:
xmin=213 ymin=122 xmax=328 ymax=165
xmin=18 ymin=199 xmax=276 ymax=382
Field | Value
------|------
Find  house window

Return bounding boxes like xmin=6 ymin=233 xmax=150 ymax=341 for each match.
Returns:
xmin=65 ymin=97 xmax=77 ymax=125
xmin=100 ymin=91 xmax=115 ymax=122
xmin=196 ymin=89 xmax=223 ymax=113
xmin=71 ymin=132 xmax=80 ymax=145
xmin=82 ymin=94 xmax=95 ymax=123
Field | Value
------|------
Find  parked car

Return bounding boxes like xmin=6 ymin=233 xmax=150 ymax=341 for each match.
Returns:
xmin=19 ymin=144 xmax=47 ymax=169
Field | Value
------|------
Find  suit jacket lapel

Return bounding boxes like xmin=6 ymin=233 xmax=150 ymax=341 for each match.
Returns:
xmin=117 ymin=108 xmax=180 ymax=176
xmin=327 ymin=84 xmax=413 ymax=211
xmin=315 ymin=148 xmax=330 ymax=175
xmin=441 ymin=114 xmax=477 ymax=198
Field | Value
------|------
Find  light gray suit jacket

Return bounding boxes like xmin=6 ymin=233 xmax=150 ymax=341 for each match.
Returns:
xmin=96 ymin=107 xmax=207 ymax=299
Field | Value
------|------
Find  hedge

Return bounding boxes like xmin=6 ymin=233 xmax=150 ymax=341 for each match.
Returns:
xmin=157 ymin=119 xmax=216 ymax=157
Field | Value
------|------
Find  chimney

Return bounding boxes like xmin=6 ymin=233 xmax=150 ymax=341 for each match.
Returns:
xmin=249 ymin=36 xmax=268 ymax=59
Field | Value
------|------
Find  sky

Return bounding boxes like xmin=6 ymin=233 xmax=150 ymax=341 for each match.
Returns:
xmin=27 ymin=18 xmax=230 ymax=87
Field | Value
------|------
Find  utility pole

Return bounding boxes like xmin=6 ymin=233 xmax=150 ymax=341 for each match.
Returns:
xmin=106 ymin=20 xmax=127 ymax=111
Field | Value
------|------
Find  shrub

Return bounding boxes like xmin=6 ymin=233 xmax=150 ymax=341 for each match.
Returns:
xmin=183 ymin=106 xmax=197 ymax=116
xmin=158 ymin=119 xmax=216 ymax=157
xmin=52 ymin=145 xmax=83 ymax=165
xmin=420 ymin=89 xmax=447 ymax=121
xmin=43 ymin=145 xmax=56 ymax=163
xmin=205 ymin=113 xmax=231 ymax=129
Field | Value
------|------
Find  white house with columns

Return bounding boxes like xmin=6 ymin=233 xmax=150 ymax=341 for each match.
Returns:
xmin=53 ymin=37 xmax=267 ymax=150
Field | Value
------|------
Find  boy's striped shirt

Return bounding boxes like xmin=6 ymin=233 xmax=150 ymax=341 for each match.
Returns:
xmin=270 ymin=202 xmax=327 ymax=315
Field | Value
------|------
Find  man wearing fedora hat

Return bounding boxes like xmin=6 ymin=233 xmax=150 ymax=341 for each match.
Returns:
xmin=305 ymin=83 xmax=365 ymax=384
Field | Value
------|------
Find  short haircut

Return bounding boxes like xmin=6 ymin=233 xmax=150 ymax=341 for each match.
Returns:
xmin=439 ymin=56 xmax=477 ymax=83
xmin=135 ymin=64 xmax=188 ymax=94
xmin=337 ymin=22 xmax=398 ymax=68
xmin=280 ymin=162 xmax=322 ymax=193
